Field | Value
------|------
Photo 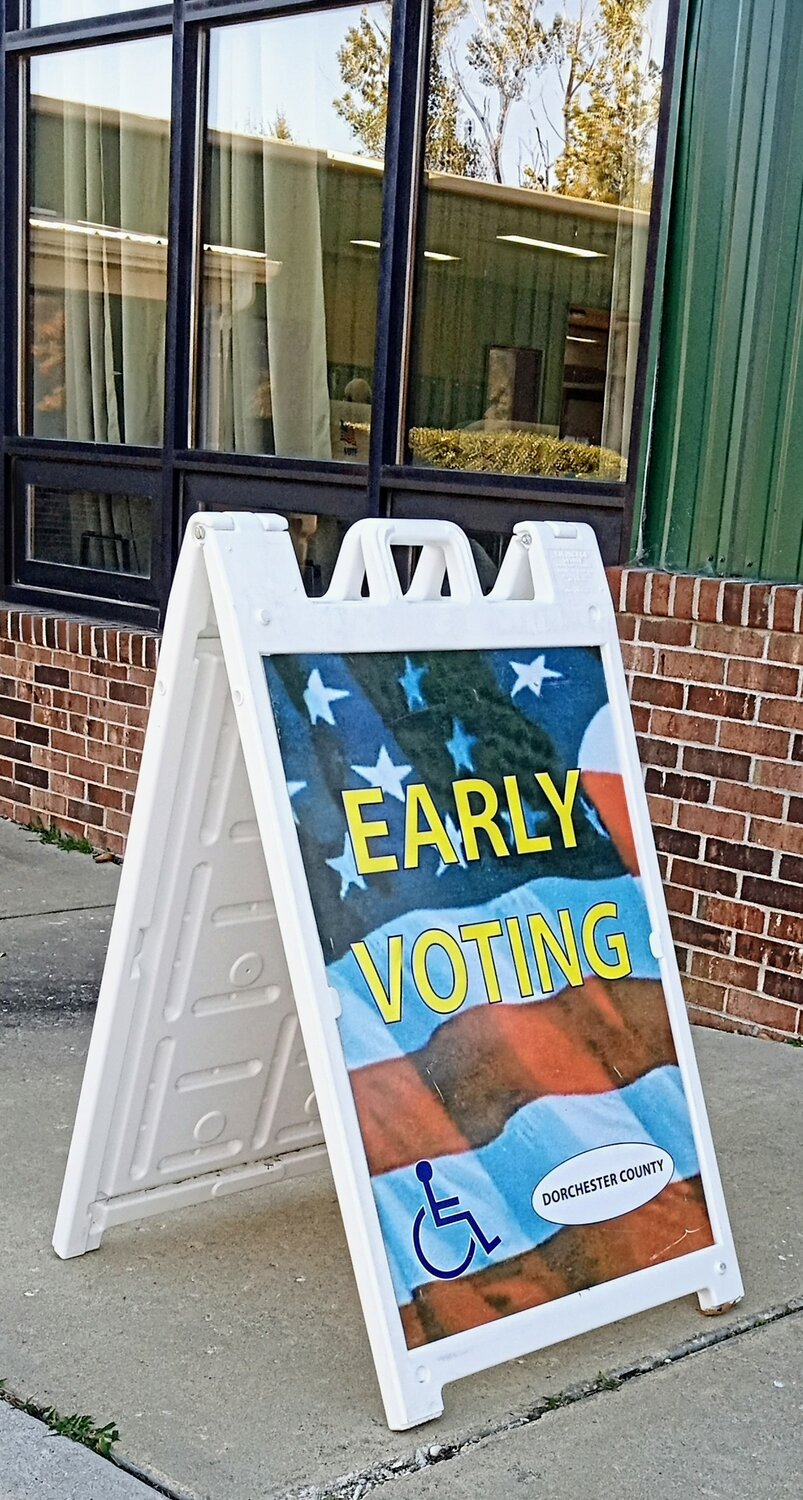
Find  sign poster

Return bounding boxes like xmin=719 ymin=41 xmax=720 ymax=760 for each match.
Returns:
xmin=264 ymin=644 xmax=714 ymax=1349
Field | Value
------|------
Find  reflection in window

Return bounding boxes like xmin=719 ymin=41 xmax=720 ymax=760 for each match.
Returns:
xmin=199 ymin=6 xmax=389 ymax=461
xmin=26 ymin=40 xmax=171 ymax=446
xmin=30 ymin=1 xmax=166 ymax=20
xmin=26 ymin=486 xmax=151 ymax=577
xmin=408 ymin=0 xmax=668 ymax=480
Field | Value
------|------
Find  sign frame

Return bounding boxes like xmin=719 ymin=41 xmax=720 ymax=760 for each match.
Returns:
xmin=54 ymin=513 xmax=743 ymax=1431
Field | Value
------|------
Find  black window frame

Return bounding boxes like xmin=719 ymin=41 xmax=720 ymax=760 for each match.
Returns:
xmin=0 ymin=0 xmax=683 ymax=627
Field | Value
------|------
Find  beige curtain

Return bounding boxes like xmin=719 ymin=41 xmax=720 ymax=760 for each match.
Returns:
xmin=203 ymin=27 xmax=332 ymax=460
xmin=30 ymin=44 xmax=169 ymax=574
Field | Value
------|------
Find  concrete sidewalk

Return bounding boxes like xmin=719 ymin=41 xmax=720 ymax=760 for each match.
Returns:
xmin=1 ymin=818 xmax=801 ymax=1499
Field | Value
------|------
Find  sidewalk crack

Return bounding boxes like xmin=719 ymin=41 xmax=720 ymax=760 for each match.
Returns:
xmin=283 ymin=1296 xmax=803 ymax=1500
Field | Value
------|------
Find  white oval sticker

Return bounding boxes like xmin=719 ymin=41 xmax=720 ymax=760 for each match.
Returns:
xmin=532 ymin=1143 xmax=675 ymax=1227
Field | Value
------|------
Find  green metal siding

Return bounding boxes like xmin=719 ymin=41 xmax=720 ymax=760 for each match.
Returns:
xmin=644 ymin=0 xmax=803 ymax=583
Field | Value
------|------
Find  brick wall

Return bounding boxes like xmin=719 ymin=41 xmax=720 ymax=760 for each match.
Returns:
xmin=607 ymin=570 xmax=802 ymax=1042
xmin=0 ymin=612 xmax=158 ymax=859
xmin=1 ymin=576 xmax=801 ymax=1038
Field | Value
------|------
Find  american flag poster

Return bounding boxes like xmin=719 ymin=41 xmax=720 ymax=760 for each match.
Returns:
xmin=263 ymin=645 xmax=714 ymax=1349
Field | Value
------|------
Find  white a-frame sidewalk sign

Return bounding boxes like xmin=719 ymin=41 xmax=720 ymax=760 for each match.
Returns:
xmin=54 ymin=514 xmax=743 ymax=1430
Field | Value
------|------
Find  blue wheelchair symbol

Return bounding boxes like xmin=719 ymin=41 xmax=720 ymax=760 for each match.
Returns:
xmin=411 ymin=1160 xmax=502 ymax=1280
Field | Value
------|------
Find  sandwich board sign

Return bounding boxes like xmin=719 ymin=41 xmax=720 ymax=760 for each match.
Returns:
xmin=53 ymin=513 xmax=743 ymax=1430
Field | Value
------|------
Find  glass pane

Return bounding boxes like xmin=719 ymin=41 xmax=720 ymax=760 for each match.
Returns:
xmin=199 ymin=5 xmax=389 ymax=461
xmin=27 ymin=485 xmax=152 ymax=576
xmin=29 ymin=1 xmax=167 ymax=21
xmin=26 ymin=38 xmax=171 ymax=445
xmin=409 ymin=0 xmax=669 ymax=480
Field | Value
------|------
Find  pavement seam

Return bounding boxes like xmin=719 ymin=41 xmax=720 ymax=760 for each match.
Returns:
xmin=3 ymin=1297 xmax=801 ymax=1500
xmin=0 ymin=904 xmax=116 ymax=921
xmin=280 ymin=1296 xmax=803 ymax=1500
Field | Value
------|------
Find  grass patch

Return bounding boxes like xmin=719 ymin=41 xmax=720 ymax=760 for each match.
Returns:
xmin=27 ymin=822 xmax=95 ymax=856
xmin=0 ymin=1381 xmax=119 ymax=1458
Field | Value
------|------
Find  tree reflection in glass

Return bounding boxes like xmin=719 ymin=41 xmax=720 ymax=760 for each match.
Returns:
xmin=338 ymin=0 xmax=667 ymax=479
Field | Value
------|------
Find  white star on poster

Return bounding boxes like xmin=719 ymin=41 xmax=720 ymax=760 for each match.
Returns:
xmin=303 ymin=668 xmax=350 ymax=726
xmin=286 ymin=781 xmax=306 ymax=825
xmin=436 ymin=814 xmax=467 ymax=877
xmin=509 ymin=655 xmax=562 ymax=699
xmin=352 ymin=745 xmax=412 ymax=802
xmin=398 ymin=656 xmax=429 ymax=711
xmin=446 ymin=719 xmax=477 ymax=773
xmin=325 ymin=834 xmax=367 ymax=900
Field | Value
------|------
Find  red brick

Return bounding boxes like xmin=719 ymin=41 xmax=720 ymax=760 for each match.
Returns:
xmin=105 ymin=765 xmax=138 ymax=794
xmin=712 ymin=781 xmax=784 ymax=820
xmin=693 ymin=623 xmax=767 ymax=658
xmin=0 ymin=735 xmax=31 ymax=764
xmin=650 ymin=711 xmax=717 ymax=746
xmin=779 ymin=853 xmax=803 ymax=883
xmin=657 ymin=649 xmax=725 ymax=683
xmin=746 ymin=584 xmax=773 ymax=629
xmin=753 ymin=759 xmax=802 ymax=793
xmin=749 ymin=817 xmax=803 ymax=856
xmin=734 ymin=932 xmax=801 ymax=973
xmin=124 ymin=707 xmax=149 ymax=731
xmin=637 ymin=736 xmax=679 ymax=769
xmin=677 ymin=804 xmax=746 ymax=841
xmin=767 ymin=911 xmax=803 ymax=944
xmin=51 ymin=729 xmax=87 ymax=758
xmin=616 ymin=614 xmax=637 ymax=641
xmin=687 ymin=684 xmax=756 ymax=721
xmin=770 ymin=587 xmax=801 ymax=633
xmin=691 ymin=951 xmax=759 ymax=989
xmin=0 ymin=777 xmax=30 ymax=805
xmin=646 ymin=793 xmax=675 ymax=825
xmin=742 ymin=875 xmax=803 ymax=915
xmin=720 ymin=722 xmax=791 ymax=758
xmin=726 ymin=658 xmax=799 ymax=695
xmin=671 ymin=859 xmax=739 ymax=896
xmin=683 ymin=745 xmax=751 ymax=781
xmin=67 ymin=755 xmax=102 ymax=782
xmin=620 ymin=643 xmax=657 ymax=675
xmin=631 ymin=676 xmax=685 ymax=709
xmin=655 ymin=825 xmax=701 ymax=859
xmin=697 ymin=895 xmax=766 ymax=934
xmin=766 ymin=632 xmax=803 ymax=667
xmin=50 ymin=772 xmax=86 ymax=800
xmin=66 ymin=798 xmax=105 ymax=827
xmin=726 ymin=989 xmax=798 ymax=1033
xmin=625 ymin=571 xmax=647 ymax=613
xmin=16 ymin=763 xmax=48 ymax=790
xmin=638 ymin=618 xmax=693 ymax=647
xmin=706 ymin=837 xmax=773 ymax=876
xmin=670 ymin=915 xmax=732 ymax=954
xmin=647 ymin=572 xmax=672 ymax=616
xmin=695 ymin=579 xmax=723 ymax=623
xmin=721 ymin=582 xmax=746 ymax=627
xmin=34 ymin=664 xmax=69 ymax=689
xmin=665 ymin=885 xmax=695 ymax=916
xmin=606 ymin=566 xmax=623 ymax=609
xmin=757 ymin=697 xmax=802 ymax=730
xmin=86 ymin=781 xmax=124 ymax=812
xmin=16 ymin=721 xmax=48 ymax=748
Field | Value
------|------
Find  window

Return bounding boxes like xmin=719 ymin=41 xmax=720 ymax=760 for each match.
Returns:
xmin=26 ymin=37 xmax=172 ymax=446
xmin=407 ymin=0 xmax=669 ymax=480
xmin=2 ymin=0 xmax=679 ymax=624
xmin=29 ymin=1 xmax=167 ymax=21
xmin=198 ymin=5 xmax=390 ymax=463
xmin=26 ymin=484 xmax=152 ymax=577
